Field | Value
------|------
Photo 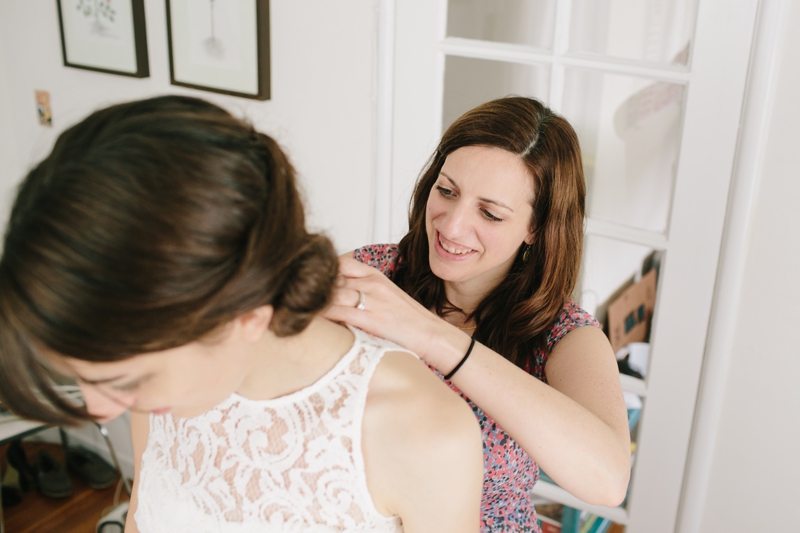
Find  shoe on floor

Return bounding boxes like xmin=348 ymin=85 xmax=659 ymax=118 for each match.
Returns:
xmin=34 ymin=450 xmax=73 ymax=498
xmin=65 ymin=447 xmax=117 ymax=490
xmin=5 ymin=440 xmax=34 ymax=493
xmin=1 ymin=485 xmax=22 ymax=508
xmin=2 ymin=462 xmax=23 ymax=508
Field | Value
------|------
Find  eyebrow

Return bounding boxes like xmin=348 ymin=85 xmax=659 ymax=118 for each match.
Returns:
xmin=440 ymin=172 xmax=515 ymax=212
xmin=77 ymin=374 xmax=129 ymax=385
xmin=80 ymin=372 xmax=153 ymax=387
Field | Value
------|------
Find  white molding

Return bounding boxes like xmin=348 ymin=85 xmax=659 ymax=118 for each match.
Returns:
xmin=440 ymin=38 xmax=692 ymax=83
xmin=585 ymin=218 xmax=669 ymax=251
xmin=675 ymin=1 xmax=790 ymax=531
xmin=433 ymin=0 xmax=448 ymax=137
xmin=546 ymin=0 xmax=572 ymax=111
xmin=372 ymin=0 xmax=396 ymax=244
xmin=624 ymin=0 xmax=759 ymax=529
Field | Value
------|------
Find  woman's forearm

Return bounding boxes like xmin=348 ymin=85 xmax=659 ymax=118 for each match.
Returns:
xmin=322 ymin=258 xmax=630 ymax=505
xmin=430 ymin=325 xmax=631 ymax=506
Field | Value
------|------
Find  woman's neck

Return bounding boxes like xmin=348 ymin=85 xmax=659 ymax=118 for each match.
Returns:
xmin=443 ymin=277 xmax=500 ymax=315
xmin=236 ymin=317 xmax=354 ymax=401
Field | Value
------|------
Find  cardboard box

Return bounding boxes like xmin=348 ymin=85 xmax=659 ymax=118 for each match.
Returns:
xmin=606 ymin=268 xmax=657 ymax=354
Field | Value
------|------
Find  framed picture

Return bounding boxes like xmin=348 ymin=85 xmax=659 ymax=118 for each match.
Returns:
xmin=166 ymin=0 xmax=271 ymax=100
xmin=56 ymin=0 xmax=150 ymax=78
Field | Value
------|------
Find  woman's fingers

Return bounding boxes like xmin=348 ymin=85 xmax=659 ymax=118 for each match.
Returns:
xmin=337 ymin=256 xmax=383 ymax=278
xmin=328 ymin=284 xmax=363 ymax=308
xmin=321 ymin=301 xmax=372 ymax=330
xmin=323 ymin=259 xmax=457 ymax=364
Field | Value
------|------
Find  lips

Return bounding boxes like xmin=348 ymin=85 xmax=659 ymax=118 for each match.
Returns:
xmin=436 ymin=232 xmax=475 ymax=256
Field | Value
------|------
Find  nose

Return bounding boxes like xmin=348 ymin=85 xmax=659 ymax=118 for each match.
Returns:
xmin=437 ymin=199 xmax=471 ymax=239
xmin=79 ymin=384 xmax=132 ymax=422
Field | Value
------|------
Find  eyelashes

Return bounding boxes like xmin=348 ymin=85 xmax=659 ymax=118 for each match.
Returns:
xmin=435 ymin=185 xmax=503 ymax=222
xmin=482 ymin=210 xmax=502 ymax=222
xmin=435 ymin=185 xmax=453 ymax=197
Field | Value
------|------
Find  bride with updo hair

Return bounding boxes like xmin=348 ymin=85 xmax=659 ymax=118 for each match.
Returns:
xmin=0 ymin=95 xmax=482 ymax=533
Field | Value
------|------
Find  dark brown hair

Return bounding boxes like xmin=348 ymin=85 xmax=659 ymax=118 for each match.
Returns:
xmin=393 ymin=97 xmax=585 ymax=369
xmin=0 ymin=96 xmax=338 ymax=424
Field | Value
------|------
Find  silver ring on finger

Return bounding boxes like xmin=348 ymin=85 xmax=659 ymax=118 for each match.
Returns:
xmin=355 ymin=290 xmax=366 ymax=311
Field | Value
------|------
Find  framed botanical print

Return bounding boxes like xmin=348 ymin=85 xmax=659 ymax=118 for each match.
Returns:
xmin=165 ymin=0 xmax=271 ymax=100
xmin=56 ymin=0 xmax=150 ymax=78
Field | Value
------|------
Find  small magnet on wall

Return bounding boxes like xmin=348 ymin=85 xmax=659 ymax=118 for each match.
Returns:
xmin=35 ymin=90 xmax=53 ymax=127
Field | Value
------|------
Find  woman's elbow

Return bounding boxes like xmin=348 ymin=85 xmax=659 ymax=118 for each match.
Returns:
xmin=584 ymin=465 xmax=631 ymax=507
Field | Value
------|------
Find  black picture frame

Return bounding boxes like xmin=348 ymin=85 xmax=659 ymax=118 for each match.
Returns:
xmin=165 ymin=0 xmax=270 ymax=100
xmin=56 ymin=0 xmax=150 ymax=78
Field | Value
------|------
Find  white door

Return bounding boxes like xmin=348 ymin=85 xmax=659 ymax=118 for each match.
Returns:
xmin=379 ymin=1 xmax=760 ymax=531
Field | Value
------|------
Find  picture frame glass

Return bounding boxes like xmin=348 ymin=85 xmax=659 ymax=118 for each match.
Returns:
xmin=170 ymin=0 xmax=260 ymax=96
xmin=61 ymin=0 xmax=138 ymax=74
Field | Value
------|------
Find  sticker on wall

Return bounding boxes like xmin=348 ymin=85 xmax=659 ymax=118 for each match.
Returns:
xmin=56 ymin=0 xmax=150 ymax=78
xmin=35 ymin=90 xmax=53 ymax=127
xmin=166 ymin=0 xmax=270 ymax=100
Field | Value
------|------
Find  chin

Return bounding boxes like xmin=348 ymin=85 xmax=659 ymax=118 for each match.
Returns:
xmin=428 ymin=257 xmax=468 ymax=284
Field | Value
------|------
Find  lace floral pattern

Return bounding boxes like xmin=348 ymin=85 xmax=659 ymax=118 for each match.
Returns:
xmin=135 ymin=328 xmax=405 ymax=533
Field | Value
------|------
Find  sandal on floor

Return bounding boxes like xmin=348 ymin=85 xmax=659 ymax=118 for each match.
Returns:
xmin=65 ymin=447 xmax=117 ymax=490
xmin=34 ymin=450 xmax=73 ymax=499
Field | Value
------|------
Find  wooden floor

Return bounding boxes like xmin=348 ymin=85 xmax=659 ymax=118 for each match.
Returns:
xmin=1 ymin=442 xmax=128 ymax=533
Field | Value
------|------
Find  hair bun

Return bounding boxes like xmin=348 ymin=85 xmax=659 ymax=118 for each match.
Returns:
xmin=269 ymin=234 xmax=338 ymax=337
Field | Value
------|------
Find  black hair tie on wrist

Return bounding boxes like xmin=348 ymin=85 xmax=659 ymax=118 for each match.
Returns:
xmin=444 ymin=337 xmax=476 ymax=381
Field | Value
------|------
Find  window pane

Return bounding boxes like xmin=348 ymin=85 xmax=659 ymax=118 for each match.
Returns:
xmin=561 ymin=69 xmax=685 ymax=233
xmin=447 ymin=0 xmax=556 ymax=49
xmin=570 ymin=0 xmax=698 ymax=65
xmin=443 ymin=56 xmax=550 ymax=131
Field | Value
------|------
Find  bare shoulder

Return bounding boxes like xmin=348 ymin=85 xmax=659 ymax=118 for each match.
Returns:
xmin=365 ymin=350 xmax=477 ymax=440
xmin=362 ymin=350 xmax=482 ymax=532
xmin=546 ymin=325 xmax=617 ymax=388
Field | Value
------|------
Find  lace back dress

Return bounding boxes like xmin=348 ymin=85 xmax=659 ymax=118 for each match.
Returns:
xmin=134 ymin=328 xmax=406 ymax=533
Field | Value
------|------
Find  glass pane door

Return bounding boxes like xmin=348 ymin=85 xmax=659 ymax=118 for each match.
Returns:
xmin=390 ymin=0 xmax=759 ymax=529
xmin=570 ymin=0 xmax=699 ymax=65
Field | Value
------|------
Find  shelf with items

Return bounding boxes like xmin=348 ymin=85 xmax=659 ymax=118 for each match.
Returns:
xmin=534 ymin=499 xmax=628 ymax=533
xmin=531 ymin=479 xmax=629 ymax=526
xmin=618 ymin=373 xmax=646 ymax=398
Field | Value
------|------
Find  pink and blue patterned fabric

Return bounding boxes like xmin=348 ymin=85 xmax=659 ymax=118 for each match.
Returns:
xmin=353 ymin=244 xmax=599 ymax=533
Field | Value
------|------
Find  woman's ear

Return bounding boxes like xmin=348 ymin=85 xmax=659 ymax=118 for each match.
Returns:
xmin=524 ymin=228 xmax=536 ymax=245
xmin=237 ymin=306 xmax=274 ymax=342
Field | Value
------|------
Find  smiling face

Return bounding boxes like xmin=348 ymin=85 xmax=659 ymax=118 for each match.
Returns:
xmin=425 ymin=145 xmax=536 ymax=296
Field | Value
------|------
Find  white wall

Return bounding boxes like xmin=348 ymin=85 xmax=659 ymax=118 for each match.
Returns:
xmin=0 ymin=0 xmax=377 ymax=253
xmin=696 ymin=1 xmax=800 ymax=530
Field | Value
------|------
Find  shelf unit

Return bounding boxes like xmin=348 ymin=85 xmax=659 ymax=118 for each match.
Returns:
xmin=385 ymin=1 xmax=760 ymax=531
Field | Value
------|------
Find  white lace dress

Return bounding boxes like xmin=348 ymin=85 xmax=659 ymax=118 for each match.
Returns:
xmin=134 ymin=327 xmax=407 ymax=533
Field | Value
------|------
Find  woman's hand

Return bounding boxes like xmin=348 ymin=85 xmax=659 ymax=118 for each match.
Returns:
xmin=322 ymin=258 xmax=470 ymax=372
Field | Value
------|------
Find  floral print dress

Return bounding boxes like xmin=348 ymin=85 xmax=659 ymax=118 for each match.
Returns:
xmin=353 ymin=244 xmax=600 ymax=533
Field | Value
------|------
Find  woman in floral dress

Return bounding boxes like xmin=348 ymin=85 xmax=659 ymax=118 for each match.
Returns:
xmin=325 ymin=97 xmax=632 ymax=532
